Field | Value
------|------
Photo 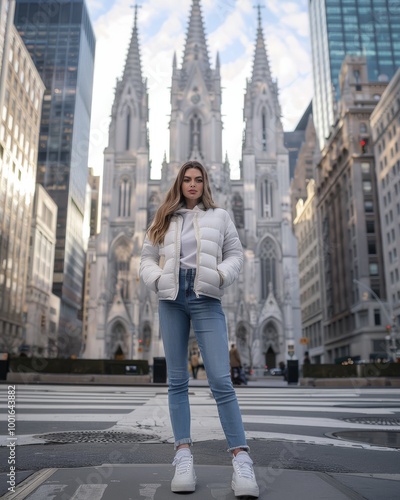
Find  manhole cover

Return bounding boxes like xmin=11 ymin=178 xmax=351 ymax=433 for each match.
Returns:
xmin=333 ymin=430 xmax=400 ymax=449
xmin=34 ymin=431 xmax=157 ymax=444
xmin=342 ymin=417 xmax=400 ymax=426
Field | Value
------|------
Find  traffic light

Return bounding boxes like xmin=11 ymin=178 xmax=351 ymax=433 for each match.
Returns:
xmin=360 ymin=138 xmax=369 ymax=154
xmin=386 ymin=324 xmax=392 ymax=334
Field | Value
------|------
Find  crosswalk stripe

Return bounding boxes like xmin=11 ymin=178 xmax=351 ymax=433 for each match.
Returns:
xmin=9 ymin=404 xmax=141 ymax=410
xmin=70 ymin=484 xmax=108 ymax=500
xmin=0 ymin=414 xmax=128 ymax=422
xmin=19 ymin=484 xmax=69 ymax=499
xmin=239 ymin=406 xmax=399 ymax=413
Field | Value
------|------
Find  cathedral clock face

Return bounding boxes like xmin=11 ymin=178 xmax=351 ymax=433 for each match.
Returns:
xmin=191 ymin=94 xmax=200 ymax=104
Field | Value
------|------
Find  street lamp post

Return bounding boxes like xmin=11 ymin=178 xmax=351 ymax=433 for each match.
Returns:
xmin=353 ymin=279 xmax=397 ymax=361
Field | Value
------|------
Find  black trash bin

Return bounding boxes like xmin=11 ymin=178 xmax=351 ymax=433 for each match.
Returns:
xmin=286 ymin=359 xmax=299 ymax=384
xmin=0 ymin=353 xmax=9 ymax=381
xmin=153 ymin=357 xmax=167 ymax=383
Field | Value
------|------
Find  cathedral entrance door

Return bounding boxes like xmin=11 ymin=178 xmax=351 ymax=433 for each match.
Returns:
xmin=265 ymin=346 xmax=276 ymax=370
xmin=114 ymin=345 xmax=124 ymax=360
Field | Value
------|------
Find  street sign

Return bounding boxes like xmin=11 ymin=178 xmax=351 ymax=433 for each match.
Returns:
xmin=300 ymin=337 xmax=309 ymax=345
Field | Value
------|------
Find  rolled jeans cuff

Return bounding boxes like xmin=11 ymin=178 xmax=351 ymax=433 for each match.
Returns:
xmin=174 ymin=438 xmax=193 ymax=450
xmin=227 ymin=444 xmax=250 ymax=453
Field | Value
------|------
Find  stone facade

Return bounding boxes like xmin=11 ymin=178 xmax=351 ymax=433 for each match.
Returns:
xmin=315 ymin=55 xmax=388 ymax=362
xmin=25 ymin=185 xmax=60 ymax=357
xmin=0 ymin=16 xmax=45 ymax=354
xmin=293 ymin=180 xmax=324 ymax=364
xmin=370 ymin=68 xmax=400 ymax=358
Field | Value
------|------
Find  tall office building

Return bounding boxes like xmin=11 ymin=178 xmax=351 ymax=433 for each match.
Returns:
xmin=25 ymin=184 xmax=60 ymax=357
xmin=309 ymin=0 xmax=400 ymax=148
xmin=14 ymin=0 xmax=95 ymax=356
xmin=316 ymin=56 xmax=387 ymax=362
xmin=370 ymin=68 xmax=400 ymax=354
xmin=0 ymin=14 xmax=45 ymax=353
xmin=0 ymin=1 xmax=11 ymax=67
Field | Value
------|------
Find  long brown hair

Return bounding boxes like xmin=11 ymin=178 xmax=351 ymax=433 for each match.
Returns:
xmin=147 ymin=161 xmax=217 ymax=245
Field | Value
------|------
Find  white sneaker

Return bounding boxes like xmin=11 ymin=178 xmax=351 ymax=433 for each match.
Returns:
xmin=232 ymin=451 xmax=259 ymax=498
xmin=171 ymin=448 xmax=196 ymax=492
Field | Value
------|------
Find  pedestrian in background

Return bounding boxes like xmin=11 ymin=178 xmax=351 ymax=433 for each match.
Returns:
xmin=303 ymin=351 xmax=311 ymax=365
xmin=229 ymin=343 xmax=244 ymax=385
xmin=189 ymin=347 xmax=199 ymax=379
xmin=279 ymin=360 xmax=287 ymax=381
xmin=140 ymin=160 xmax=259 ymax=498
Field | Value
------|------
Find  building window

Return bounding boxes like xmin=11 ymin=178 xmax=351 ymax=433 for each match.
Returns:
xmin=361 ymin=162 xmax=370 ymax=174
xmin=366 ymin=221 xmax=375 ymax=233
xmin=363 ymin=181 xmax=372 ymax=193
xmin=364 ymin=201 xmax=373 ymax=213
xmin=190 ymin=114 xmax=202 ymax=156
xmin=260 ymin=179 xmax=273 ymax=218
xmin=374 ymin=309 xmax=381 ymax=326
xmin=118 ymin=178 xmax=131 ymax=217
xmin=261 ymin=108 xmax=267 ymax=151
xmin=232 ymin=192 xmax=244 ymax=229
xmin=260 ymin=238 xmax=276 ymax=300
xmin=126 ymin=111 xmax=130 ymax=150
xmin=368 ymin=241 xmax=376 ymax=255
xmin=369 ymin=263 xmax=379 ymax=276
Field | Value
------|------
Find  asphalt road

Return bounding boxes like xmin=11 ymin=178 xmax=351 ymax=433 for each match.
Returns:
xmin=1 ymin=382 xmax=399 ymax=497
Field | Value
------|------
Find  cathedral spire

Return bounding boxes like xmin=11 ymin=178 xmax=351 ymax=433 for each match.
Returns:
xmin=182 ymin=0 xmax=211 ymax=74
xmin=122 ymin=5 xmax=143 ymax=97
xmin=251 ymin=5 xmax=273 ymax=85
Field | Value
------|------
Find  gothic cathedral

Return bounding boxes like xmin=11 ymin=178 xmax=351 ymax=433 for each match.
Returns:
xmin=84 ymin=0 xmax=301 ymax=370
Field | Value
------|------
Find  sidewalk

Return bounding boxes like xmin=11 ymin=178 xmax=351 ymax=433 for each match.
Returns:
xmin=2 ymin=463 xmax=399 ymax=499
xmin=4 ymin=370 xmax=400 ymax=387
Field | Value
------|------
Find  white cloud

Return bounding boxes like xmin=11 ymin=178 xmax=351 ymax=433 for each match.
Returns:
xmin=208 ymin=9 xmax=246 ymax=54
xmin=265 ymin=0 xmax=282 ymax=16
xmin=86 ymin=0 xmax=104 ymax=15
xmin=281 ymin=12 xmax=310 ymax=38
xmin=281 ymin=2 xmax=302 ymax=14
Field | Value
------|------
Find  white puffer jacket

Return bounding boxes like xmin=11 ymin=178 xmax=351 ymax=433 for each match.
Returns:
xmin=140 ymin=206 xmax=243 ymax=300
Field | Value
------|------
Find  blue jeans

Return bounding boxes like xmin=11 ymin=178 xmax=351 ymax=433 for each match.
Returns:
xmin=158 ymin=268 xmax=248 ymax=452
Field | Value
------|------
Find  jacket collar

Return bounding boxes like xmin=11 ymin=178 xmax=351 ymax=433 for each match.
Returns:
xmin=176 ymin=202 xmax=206 ymax=214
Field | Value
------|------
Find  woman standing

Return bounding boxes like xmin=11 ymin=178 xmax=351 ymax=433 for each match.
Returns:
xmin=140 ymin=161 xmax=259 ymax=498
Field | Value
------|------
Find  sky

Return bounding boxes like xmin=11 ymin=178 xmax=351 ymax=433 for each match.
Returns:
xmin=85 ymin=0 xmax=313 ymax=179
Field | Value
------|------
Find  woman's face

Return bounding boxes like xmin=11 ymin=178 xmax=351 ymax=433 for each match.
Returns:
xmin=181 ymin=167 xmax=204 ymax=208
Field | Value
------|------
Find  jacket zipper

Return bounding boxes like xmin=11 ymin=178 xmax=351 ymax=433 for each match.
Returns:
xmin=193 ymin=213 xmax=201 ymax=298
xmin=174 ymin=216 xmax=182 ymax=299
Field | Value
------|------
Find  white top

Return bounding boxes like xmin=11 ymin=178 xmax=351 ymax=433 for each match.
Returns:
xmin=178 ymin=206 xmax=200 ymax=269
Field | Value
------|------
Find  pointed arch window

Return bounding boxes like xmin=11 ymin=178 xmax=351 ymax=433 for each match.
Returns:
xmin=190 ymin=114 xmax=202 ymax=156
xmin=126 ymin=110 xmax=131 ymax=150
xmin=232 ymin=192 xmax=244 ymax=228
xmin=261 ymin=108 xmax=267 ymax=151
xmin=114 ymin=243 xmax=130 ymax=300
xmin=147 ymin=191 xmax=160 ymax=227
xmin=260 ymin=178 xmax=273 ymax=218
xmin=260 ymin=239 xmax=276 ymax=300
xmin=142 ymin=322 xmax=152 ymax=351
xmin=118 ymin=178 xmax=131 ymax=217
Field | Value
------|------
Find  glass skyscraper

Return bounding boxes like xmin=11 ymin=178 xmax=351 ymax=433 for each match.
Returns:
xmin=309 ymin=0 xmax=400 ymax=148
xmin=14 ymin=0 xmax=95 ymax=355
